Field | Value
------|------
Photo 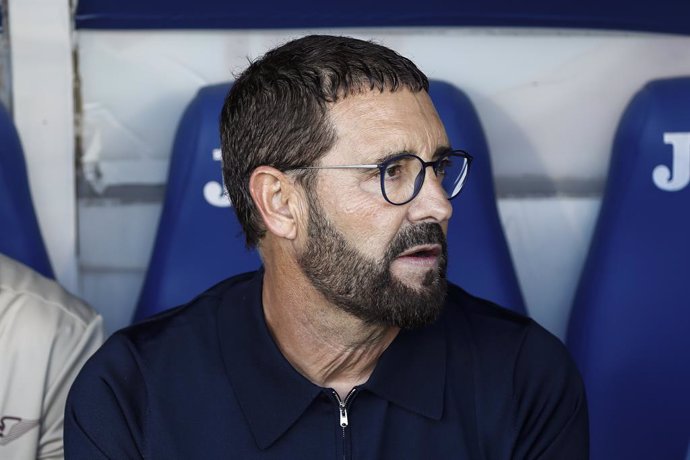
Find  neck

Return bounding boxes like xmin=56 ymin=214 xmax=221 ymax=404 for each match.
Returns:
xmin=261 ymin=255 xmax=399 ymax=399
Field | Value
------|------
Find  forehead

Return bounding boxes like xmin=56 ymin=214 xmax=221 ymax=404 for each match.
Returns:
xmin=326 ymin=89 xmax=449 ymax=162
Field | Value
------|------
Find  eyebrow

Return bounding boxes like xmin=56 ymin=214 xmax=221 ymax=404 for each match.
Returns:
xmin=371 ymin=145 xmax=453 ymax=164
xmin=432 ymin=145 xmax=454 ymax=159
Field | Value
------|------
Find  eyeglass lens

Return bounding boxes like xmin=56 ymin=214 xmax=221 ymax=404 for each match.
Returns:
xmin=382 ymin=153 xmax=469 ymax=205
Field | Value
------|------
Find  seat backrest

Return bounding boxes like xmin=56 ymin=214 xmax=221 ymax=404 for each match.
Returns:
xmin=566 ymin=77 xmax=690 ymax=459
xmin=0 ymin=103 xmax=53 ymax=278
xmin=429 ymin=81 xmax=524 ymax=312
xmin=134 ymin=80 xmax=524 ymax=321
xmin=134 ymin=83 xmax=258 ymax=322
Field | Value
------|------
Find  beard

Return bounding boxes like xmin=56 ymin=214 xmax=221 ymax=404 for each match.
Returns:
xmin=297 ymin=194 xmax=448 ymax=330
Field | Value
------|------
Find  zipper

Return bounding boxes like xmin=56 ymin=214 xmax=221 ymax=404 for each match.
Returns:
xmin=332 ymin=388 xmax=357 ymax=427
xmin=332 ymin=388 xmax=357 ymax=460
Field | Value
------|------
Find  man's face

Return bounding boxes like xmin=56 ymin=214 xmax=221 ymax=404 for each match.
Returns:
xmin=296 ymin=89 xmax=453 ymax=329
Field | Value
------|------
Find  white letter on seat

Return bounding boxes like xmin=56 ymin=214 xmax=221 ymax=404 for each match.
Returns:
xmin=653 ymin=133 xmax=690 ymax=192
xmin=204 ymin=148 xmax=232 ymax=207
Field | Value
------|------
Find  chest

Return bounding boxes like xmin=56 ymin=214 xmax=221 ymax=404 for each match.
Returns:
xmin=144 ymin=389 xmax=475 ymax=460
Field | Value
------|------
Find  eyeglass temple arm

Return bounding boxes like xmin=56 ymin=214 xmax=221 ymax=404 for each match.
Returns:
xmin=297 ymin=164 xmax=380 ymax=170
xmin=295 ymin=152 xmax=471 ymax=171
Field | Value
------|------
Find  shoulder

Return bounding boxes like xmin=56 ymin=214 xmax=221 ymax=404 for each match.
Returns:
xmin=116 ymin=270 xmax=257 ymax=354
xmin=443 ymin=284 xmax=588 ymax=456
xmin=0 ymin=253 xmax=102 ymax=344
xmin=444 ymin=282 xmax=581 ymax=387
xmin=72 ymin=270 xmax=258 ymax=388
xmin=448 ymin=282 xmax=579 ymax=376
xmin=65 ymin=271 xmax=258 ymax=455
xmin=0 ymin=255 xmax=104 ymax=459
xmin=444 ymin=283 xmax=533 ymax=356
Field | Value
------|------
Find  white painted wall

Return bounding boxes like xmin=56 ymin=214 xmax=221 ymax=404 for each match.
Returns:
xmin=77 ymin=29 xmax=690 ymax=190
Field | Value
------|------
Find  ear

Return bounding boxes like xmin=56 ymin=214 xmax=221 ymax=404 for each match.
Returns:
xmin=249 ymin=166 xmax=303 ymax=241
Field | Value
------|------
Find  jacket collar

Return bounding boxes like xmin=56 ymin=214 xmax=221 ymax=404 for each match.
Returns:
xmin=217 ymin=270 xmax=447 ymax=450
xmin=362 ymin=314 xmax=446 ymax=421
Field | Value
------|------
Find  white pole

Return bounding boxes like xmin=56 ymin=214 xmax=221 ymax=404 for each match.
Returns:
xmin=7 ymin=0 xmax=78 ymax=292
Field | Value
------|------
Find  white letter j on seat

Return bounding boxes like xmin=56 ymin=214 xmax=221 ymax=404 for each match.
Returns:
xmin=653 ymin=133 xmax=690 ymax=192
xmin=204 ymin=148 xmax=232 ymax=207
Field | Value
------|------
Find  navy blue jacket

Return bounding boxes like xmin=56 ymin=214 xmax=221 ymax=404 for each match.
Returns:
xmin=65 ymin=270 xmax=588 ymax=459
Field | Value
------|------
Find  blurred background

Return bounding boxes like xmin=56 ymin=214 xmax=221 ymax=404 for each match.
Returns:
xmin=3 ymin=1 xmax=689 ymax=458
xmin=4 ymin=0 xmax=689 ymax=336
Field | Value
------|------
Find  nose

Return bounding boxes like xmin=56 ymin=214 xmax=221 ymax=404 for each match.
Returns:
xmin=407 ymin=170 xmax=453 ymax=224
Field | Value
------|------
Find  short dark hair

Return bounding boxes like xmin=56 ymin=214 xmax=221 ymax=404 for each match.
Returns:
xmin=220 ymin=35 xmax=429 ymax=247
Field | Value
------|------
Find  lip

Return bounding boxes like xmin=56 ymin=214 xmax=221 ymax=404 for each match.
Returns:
xmin=396 ymin=244 xmax=442 ymax=259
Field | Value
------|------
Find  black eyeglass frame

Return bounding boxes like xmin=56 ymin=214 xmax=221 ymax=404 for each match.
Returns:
xmin=288 ymin=149 xmax=473 ymax=206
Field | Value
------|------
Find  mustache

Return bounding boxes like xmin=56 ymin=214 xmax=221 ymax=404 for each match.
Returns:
xmin=385 ymin=223 xmax=447 ymax=260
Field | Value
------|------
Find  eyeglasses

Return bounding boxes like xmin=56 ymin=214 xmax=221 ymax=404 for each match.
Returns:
xmin=289 ymin=150 xmax=473 ymax=205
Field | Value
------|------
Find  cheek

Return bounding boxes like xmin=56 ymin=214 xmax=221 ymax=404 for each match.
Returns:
xmin=317 ymin=172 xmax=406 ymax=257
xmin=330 ymin=193 xmax=403 ymax=258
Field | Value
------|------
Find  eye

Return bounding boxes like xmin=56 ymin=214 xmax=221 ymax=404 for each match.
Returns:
xmin=383 ymin=162 xmax=403 ymax=180
xmin=436 ymin=157 xmax=452 ymax=176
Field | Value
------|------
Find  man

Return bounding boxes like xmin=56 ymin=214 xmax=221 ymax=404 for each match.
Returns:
xmin=65 ymin=35 xmax=588 ymax=459
xmin=0 ymin=253 xmax=103 ymax=459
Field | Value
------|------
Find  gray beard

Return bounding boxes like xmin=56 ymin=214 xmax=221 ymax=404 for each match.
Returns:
xmin=297 ymin=195 xmax=448 ymax=330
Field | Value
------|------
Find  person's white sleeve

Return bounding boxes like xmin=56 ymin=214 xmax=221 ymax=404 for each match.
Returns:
xmin=0 ymin=254 xmax=104 ymax=460
xmin=38 ymin=312 xmax=104 ymax=459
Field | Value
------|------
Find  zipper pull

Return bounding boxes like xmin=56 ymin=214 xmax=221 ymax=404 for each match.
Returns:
xmin=331 ymin=388 xmax=356 ymax=428
xmin=339 ymin=404 xmax=349 ymax=428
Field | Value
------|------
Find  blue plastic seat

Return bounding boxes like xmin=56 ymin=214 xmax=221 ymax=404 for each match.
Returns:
xmin=567 ymin=77 xmax=690 ymax=459
xmin=134 ymin=84 xmax=259 ymax=322
xmin=134 ymin=81 xmax=524 ymax=321
xmin=429 ymin=81 xmax=524 ymax=313
xmin=0 ymin=103 xmax=53 ymax=277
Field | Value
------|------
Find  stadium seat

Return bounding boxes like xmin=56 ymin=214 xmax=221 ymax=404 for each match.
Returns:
xmin=133 ymin=83 xmax=259 ymax=322
xmin=429 ymin=81 xmax=524 ymax=312
xmin=0 ymin=102 xmax=53 ymax=277
xmin=134 ymin=80 xmax=524 ymax=321
xmin=566 ymin=77 xmax=690 ymax=459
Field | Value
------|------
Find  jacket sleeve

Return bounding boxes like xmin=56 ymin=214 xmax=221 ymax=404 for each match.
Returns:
xmin=39 ymin=313 xmax=104 ymax=460
xmin=511 ymin=321 xmax=589 ymax=460
xmin=64 ymin=333 xmax=148 ymax=459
